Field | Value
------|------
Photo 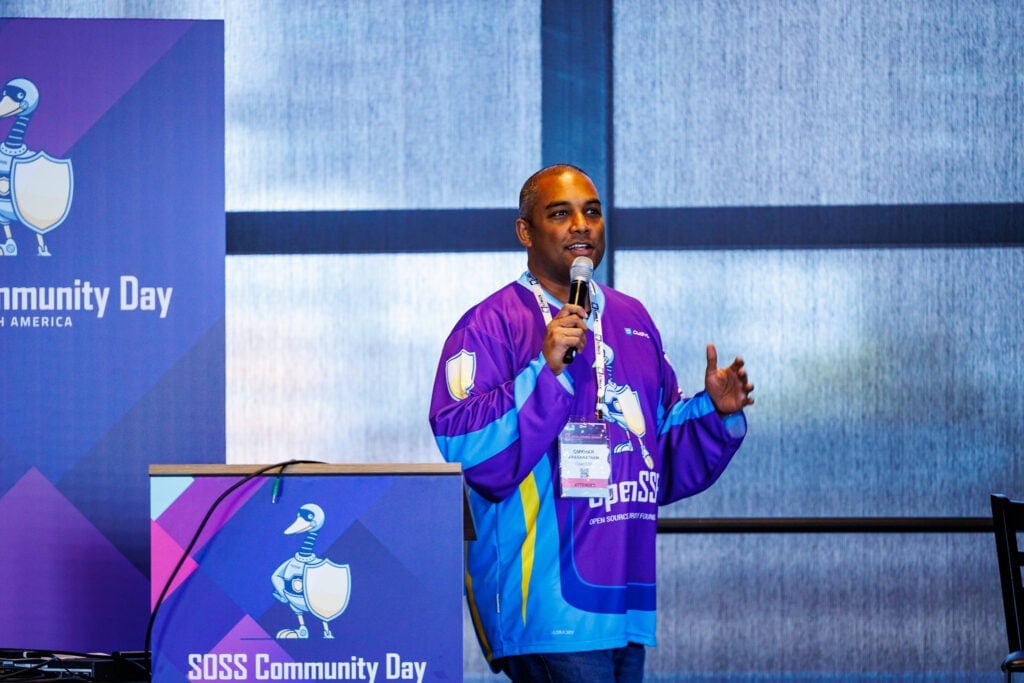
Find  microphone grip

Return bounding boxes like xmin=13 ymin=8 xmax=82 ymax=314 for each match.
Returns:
xmin=562 ymin=278 xmax=588 ymax=364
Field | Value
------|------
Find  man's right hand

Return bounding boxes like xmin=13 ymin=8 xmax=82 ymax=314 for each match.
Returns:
xmin=543 ymin=303 xmax=589 ymax=374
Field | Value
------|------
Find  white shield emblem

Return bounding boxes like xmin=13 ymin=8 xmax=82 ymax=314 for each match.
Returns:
xmin=445 ymin=349 xmax=476 ymax=400
xmin=304 ymin=559 xmax=351 ymax=622
xmin=11 ymin=152 xmax=73 ymax=234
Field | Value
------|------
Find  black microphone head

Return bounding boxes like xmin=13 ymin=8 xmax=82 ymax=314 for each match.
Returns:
xmin=569 ymin=256 xmax=594 ymax=283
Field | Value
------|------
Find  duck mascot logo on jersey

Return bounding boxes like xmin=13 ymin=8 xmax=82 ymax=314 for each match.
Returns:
xmin=271 ymin=503 xmax=352 ymax=640
xmin=0 ymin=77 xmax=73 ymax=257
xmin=600 ymin=343 xmax=656 ymax=470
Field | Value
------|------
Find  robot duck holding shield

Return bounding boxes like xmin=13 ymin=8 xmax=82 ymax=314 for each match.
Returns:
xmin=271 ymin=503 xmax=352 ymax=640
xmin=600 ymin=343 xmax=656 ymax=470
xmin=0 ymin=77 xmax=73 ymax=257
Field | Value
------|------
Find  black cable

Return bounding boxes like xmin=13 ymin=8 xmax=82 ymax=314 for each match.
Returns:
xmin=108 ymin=651 xmax=150 ymax=679
xmin=0 ymin=660 xmax=48 ymax=681
xmin=0 ymin=652 xmax=94 ymax=682
xmin=143 ymin=459 xmax=322 ymax=670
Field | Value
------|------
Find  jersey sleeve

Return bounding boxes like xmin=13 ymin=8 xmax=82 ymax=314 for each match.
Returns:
xmin=656 ymin=388 xmax=746 ymax=504
xmin=646 ymin=324 xmax=747 ymax=504
xmin=429 ymin=308 xmax=573 ymax=502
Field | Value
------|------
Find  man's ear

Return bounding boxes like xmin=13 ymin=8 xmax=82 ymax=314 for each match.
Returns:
xmin=515 ymin=218 xmax=532 ymax=248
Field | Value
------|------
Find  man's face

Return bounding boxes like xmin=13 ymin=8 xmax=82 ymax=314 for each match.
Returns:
xmin=516 ymin=169 xmax=605 ymax=286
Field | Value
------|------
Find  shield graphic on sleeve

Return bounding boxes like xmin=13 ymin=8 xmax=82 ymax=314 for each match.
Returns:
xmin=445 ymin=349 xmax=476 ymax=401
xmin=303 ymin=560 xmax=351 ymax=622
xmin=11 ymin=152 xmax=73 ymax=234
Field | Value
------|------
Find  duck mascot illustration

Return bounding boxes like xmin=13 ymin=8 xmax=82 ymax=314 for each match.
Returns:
xmin=271 ymin=503 xmax=352 ymax=639
xmin=600 ymin=343 xmax=655 ymax=469
xmin=0 ymin=77 xmax=73 ymax=256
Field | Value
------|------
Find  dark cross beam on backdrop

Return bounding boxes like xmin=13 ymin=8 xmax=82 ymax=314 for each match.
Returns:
xmin=541 ymin=0 xmax=615 ymax=285
xmin=225 ymin=1 xmax=1022 ymax=256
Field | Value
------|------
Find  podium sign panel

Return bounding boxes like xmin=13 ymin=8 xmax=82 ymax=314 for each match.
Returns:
xmin=150 ymin=464 xmax=463 ymax=682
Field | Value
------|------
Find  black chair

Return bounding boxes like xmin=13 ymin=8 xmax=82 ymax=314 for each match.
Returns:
xmin=992 ymin=493 xmax=1024 ymax=681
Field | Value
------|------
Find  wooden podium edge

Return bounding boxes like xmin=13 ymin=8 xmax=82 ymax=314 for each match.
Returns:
xmin=149 ymin=461 xmax=475 ymax=539
xmin=149 ymin=462 xmax=462 ymax=476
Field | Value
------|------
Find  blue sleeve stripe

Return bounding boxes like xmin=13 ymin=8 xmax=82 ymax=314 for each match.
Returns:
xmin=514 ymin=354 xmax=549 ymax=410
xmin=721 ymin=410 xmax=747 ymax=438
xmin=434 ymin=356 xmax=548 ymax=469
xmin=658 ymin=391 xmax=716 ymax=434
xmin=656 ymin=388 xmax=667 ymax=432
xmin=434 ymin=409 xmax=518 ymax=469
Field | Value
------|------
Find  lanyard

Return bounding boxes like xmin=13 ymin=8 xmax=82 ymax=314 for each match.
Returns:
xmin=527 ymin=275 xmax=606 ymax=419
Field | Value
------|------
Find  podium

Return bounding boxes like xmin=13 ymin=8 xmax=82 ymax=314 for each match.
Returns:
xmin=149 ymin=463 xmax=464 ymax=682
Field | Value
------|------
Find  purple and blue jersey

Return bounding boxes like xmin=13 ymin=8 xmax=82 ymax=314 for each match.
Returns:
xmin=429 ymin=274 xmax=746 ymax=662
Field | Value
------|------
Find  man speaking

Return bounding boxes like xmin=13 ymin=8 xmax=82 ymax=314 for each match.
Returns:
xmin=429 ymin=164 xmax=754 ymax=682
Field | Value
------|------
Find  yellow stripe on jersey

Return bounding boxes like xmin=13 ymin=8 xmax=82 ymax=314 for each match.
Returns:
xmin=519 ymin=472 xmax=540 ymax=624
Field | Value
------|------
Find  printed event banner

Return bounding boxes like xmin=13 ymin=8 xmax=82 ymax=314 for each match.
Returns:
xmin=150 ymin=467 xmax=464 ymax=683
xmin=0 ymin=19 xmax=224 ymax=651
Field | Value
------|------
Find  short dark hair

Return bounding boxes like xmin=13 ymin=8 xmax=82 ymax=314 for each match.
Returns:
xmin=518 ymin=164 xmax=590 ymax=220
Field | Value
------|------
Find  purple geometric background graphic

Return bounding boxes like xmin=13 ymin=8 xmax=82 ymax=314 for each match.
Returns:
xmin=0 ymin=19 xmax=224 ymax=653
xmin=150 ymin=472 xmax=464 ymax=683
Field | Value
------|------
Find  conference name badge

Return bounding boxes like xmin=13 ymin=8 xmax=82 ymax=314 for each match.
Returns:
xmin=558 ymin=419 xmax=611 ymax=498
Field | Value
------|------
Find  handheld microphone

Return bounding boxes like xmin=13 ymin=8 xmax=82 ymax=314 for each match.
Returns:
xmin=562 ymin=256 xmax=594 ymax=364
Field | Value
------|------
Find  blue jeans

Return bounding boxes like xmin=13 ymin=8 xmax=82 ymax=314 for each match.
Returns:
xmin=497 ymin=643 xmax=646 ymax=682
